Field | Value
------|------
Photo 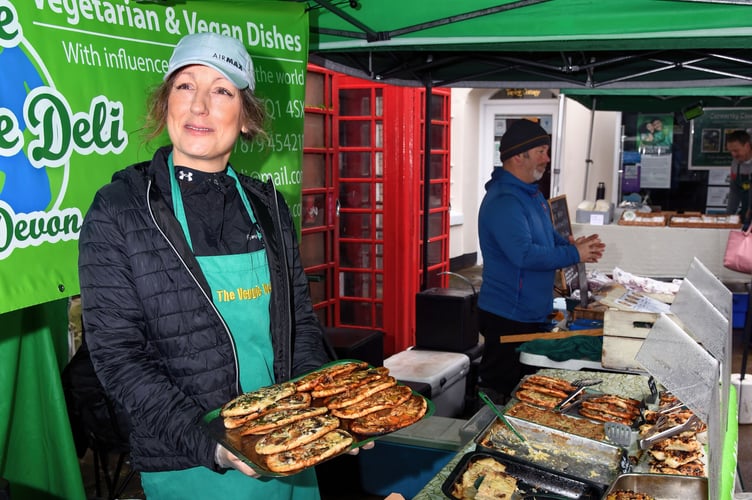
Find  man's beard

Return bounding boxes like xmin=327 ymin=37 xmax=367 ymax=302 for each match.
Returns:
xmin=532 ymin=167 xmax=545 ymax=182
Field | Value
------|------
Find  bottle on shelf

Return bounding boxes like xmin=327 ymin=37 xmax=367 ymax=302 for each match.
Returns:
xmin=596 ymin=182 xmax=606 ymax=201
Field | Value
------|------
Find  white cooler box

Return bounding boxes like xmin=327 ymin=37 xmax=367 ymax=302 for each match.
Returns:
xmin=384 ymin=349 xmax=469 ymax=417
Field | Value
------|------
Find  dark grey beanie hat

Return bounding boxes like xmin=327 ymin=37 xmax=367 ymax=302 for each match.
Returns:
xmin=499 ymin=119 xmax=551 ymax=162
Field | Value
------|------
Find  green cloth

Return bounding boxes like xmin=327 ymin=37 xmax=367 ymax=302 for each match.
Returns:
xmin=0 ymin=299 xmax=86 ymax=500
xmin=721 ymin=385 xmax=739 ymax=500
xmin=516 ymin=335 xmax=603 ymax=362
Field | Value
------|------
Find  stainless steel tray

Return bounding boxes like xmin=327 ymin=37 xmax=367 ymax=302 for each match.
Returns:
xmin=602 ymin=473 xmax=708 ymax=499
xmin=476 ymin=413 xmax=627 ymax=486
xmin=442 ymin=451 xmax=603 ymax=499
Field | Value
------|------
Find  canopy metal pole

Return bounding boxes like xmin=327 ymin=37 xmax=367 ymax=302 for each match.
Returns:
xmin=582 ymin=97 xmax=597 ymax=201
xmin=551 ymin=94 xmax=566 ymax=197
xmin=421 ymin=75 xmax=433 ymax=291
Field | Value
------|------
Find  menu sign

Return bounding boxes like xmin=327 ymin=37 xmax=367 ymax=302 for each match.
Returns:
xmin=548 ymin=195 xmax=586 ymax=303
xmin=689 ymin=107 xmax=752 ymax=168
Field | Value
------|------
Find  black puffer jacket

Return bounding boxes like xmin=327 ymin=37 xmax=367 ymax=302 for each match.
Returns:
xmin=78 ymin=146 xmax=331 ymax=472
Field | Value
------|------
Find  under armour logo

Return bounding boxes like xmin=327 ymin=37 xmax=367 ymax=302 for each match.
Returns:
xmin=178 ymin=170 xmax=193 ymax=182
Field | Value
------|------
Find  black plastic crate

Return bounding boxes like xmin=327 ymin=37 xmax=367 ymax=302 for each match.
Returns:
xmin=415 ymin=287 xmax=479 ymax=352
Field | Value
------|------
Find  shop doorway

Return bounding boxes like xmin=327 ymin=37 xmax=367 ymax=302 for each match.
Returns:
xmin=476 ymin=99 xmax=559 ymax=265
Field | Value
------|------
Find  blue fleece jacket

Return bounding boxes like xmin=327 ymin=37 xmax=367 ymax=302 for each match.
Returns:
xmin=478 ymin=168 xmax=580 ymax=323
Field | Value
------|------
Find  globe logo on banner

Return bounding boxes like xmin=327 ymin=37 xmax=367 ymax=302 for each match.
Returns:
xmin=0 ymin=2 xmax=128 ymax=262
xmin=0 ymin=45 xmax=53 ymax=213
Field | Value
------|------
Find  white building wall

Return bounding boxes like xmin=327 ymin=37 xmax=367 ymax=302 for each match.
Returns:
xmin=559 ymin=99 xmax=621 ymax=218
xmin=449 ymin=88 xmax=482 ymax=260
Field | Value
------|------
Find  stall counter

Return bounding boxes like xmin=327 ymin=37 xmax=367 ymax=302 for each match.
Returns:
xmin=572 ymin=222 xmax=749 ymax=282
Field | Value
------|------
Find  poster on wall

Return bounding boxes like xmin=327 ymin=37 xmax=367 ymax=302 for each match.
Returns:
xmin=621 ymin=151 xmax=641 ymax=194
xmin=636 ymin=113 xmax=673 ymax=189
xmin=706 ymin=186 xmax=730 ymax=212
xmin=690 ymin=107 xmax=752 ymax=168
xmin=706 ymin=162 xmax=732 ymax=214
xmin=708 ymin=168 xmax=731 ymax=186
xmin=0 ymin=0 xmax=309 ymax=315
xmin=640 ymin=154 xmax=672 ymax=189
xmin=637 ymin=113 xmax=673 ymax=155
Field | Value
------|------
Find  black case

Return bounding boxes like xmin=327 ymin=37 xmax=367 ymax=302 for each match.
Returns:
xmin=323 ymin=327 xmax=384 ymax=367
xmin=415 ymin=287 xmax=479 ymax=352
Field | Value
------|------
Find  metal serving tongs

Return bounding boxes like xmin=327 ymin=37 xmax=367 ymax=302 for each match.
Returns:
xmin=658 ymin=402 xmax=685 ymax=415
xmin=554 ymin=378 xmax=602 ymax=413
xmin=478 ymin=391 xmax=526 ymax=442
xmin=638 ymin=414 xmax=702 ymax=450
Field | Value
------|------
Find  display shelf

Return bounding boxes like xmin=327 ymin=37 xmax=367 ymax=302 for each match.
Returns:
xmin=668 ymin=213 xmax=742 ymax=229
xmin=571 ymin=222 xmax=750 ymax=282
xmin=617 ymin=211 xmax=669 ymax=226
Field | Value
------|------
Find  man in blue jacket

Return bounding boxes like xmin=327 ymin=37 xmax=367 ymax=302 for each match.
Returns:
xmin=477 ymin=119 xmax=605 ymax=402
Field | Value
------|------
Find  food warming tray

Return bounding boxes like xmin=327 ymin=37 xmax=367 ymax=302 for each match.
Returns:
xmin=442 ymin=451 xmax=603 ymax=499
xmin=476 ymin=414 xmax=627 ymax=487
xmin=602 ymin=473 xmax=708 ymax=499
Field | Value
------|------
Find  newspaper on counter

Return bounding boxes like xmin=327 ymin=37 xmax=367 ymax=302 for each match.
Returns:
xmin=583 ymin=267 xmax=680 ymax=312
xmin=597 ymin=284 xmax=672 ymax=314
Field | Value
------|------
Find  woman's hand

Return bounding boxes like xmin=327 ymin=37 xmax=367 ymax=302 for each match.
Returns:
xmin=214 ymin=439 xmax=374 ymax=478
xmin=215 ymin=444 xmax=261 ymax=478
xmin=347 ymin=440 xmax=375 ymax=455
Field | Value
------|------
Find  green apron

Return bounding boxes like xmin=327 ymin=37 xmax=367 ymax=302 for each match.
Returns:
xmin=140 ymin=156 xmax=320 ymax=500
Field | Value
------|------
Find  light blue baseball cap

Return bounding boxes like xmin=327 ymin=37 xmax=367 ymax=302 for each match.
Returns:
xmin=166 ymin=32 xmax=255 ymax=91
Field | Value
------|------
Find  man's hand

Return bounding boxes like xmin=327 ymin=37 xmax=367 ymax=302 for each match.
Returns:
xmin=573 ymin=234 xmax=605 ymax=263
xmin=215 ymin=444 xmax=261 ymax=477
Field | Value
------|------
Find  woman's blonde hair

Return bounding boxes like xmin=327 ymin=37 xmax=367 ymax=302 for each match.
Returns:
xmin=141 ymin=71 xmax=267 ymax=144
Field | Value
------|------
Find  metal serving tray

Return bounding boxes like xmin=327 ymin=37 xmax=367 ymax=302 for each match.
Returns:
xmin=442 ymin=451 xmax=603 ymax=499
xmin=602 ymin=473 xmax=708 ymax=499
xmin=476 ymin=415 xmax=627 ymax=487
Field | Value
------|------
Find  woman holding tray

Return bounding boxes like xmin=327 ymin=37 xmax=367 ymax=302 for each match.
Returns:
xmin=78 ymin=32 xmax=335 ymax=499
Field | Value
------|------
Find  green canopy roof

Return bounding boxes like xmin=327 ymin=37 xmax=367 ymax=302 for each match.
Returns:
xmin=561 ymin=86 xmax=752 ymax=111
xmin=300 ymin=0 xmax=752 ymax=101
xmin=297 ymin=0 xmax=752 ymax=295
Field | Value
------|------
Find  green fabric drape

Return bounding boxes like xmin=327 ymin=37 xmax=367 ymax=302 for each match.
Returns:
xmin=0 ymin=299 xmax=86 ymax=500
xmin=722 ymin=386 xmax=739 ymax=500
xmin=516 ymin=335 xmax=603 ymax=362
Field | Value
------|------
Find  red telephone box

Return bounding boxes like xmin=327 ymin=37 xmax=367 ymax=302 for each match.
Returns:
xmin=302 ymin=67 xmax=451 ymax=356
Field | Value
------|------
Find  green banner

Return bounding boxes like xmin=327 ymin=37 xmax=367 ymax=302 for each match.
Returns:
xmin=1 ymin=0 xmax=308 ymax=315
xmin=689 ymin=107 xmax=752 ymax=168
